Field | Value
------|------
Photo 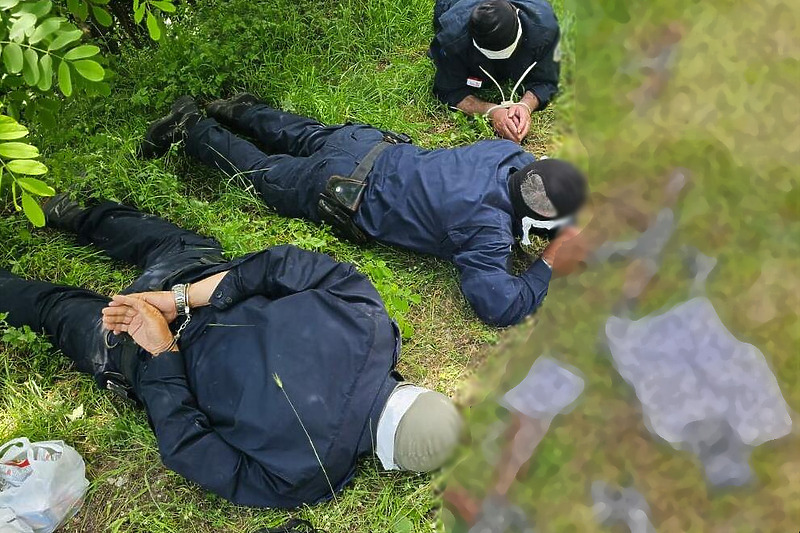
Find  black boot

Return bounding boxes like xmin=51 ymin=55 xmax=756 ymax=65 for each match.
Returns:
xmin=140 ymin=96 xmax=202 ymax=159
xmin=42 ymin=193 xmax=88 ymax=232
xmin=206 ymin=93 xmax=262 ymax=129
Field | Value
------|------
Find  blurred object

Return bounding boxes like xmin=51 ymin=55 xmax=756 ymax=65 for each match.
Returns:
xmin=0 ymin=508 xmax=34 ymax=533
xmin=623 ymin=22 xmax=686 ymax=112
xmin=591 ymin=208 xmax=674 ymax=265
xmin=500 ymin=357 xmax=585 ymax=423
xmin=590 ymin=168 xmax=686 ymax=269
xmin=555 ymin=168 xmax=687 ymax=281
xmin=681 ymin=247 xmax=717 ymax=298
xmin=445 ymin=358 xmax=584 ymax=529
xmin=468 ymin=495 xmax=536 ymax=533
xmin=591 ymin=481 xmax=656 ymax=533
xmin=605 ymin=297 xmax=793 ymax=486
xmin=680 ymin=418 xmax=753 ymax=486
xmin=494 ymin=357 xmax=584 ymax=496
xmin=0 ymin=439 xmax=88 ymax=533
xmin=446 ymin=0 xmax=800 ymax=527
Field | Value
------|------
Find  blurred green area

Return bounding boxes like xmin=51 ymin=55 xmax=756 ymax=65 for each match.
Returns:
xmin=445 ymin=0 xmax=799 ymax=531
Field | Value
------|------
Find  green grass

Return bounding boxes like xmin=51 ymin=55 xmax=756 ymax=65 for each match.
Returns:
xmin=2 ymin=0 xmax=798 ymax=532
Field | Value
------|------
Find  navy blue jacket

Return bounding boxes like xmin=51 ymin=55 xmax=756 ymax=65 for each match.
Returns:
xmin=133 ymin=245 xmax=400 ymax=508
xmin=355 ymin=139 xmax=552 ymax=327
xmin=430 ymin=0 xmax=560 ymax=109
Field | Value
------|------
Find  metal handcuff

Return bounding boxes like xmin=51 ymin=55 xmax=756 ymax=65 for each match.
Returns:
xmin=166 ymin=283 xmax=192 ymax=352
xmin=102 ymin=285 xmax=192 ymax=353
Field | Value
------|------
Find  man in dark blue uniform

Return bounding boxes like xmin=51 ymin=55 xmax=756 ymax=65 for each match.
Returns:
xmin=142 ymin=94 xmax=587 ymax=327
xmin=430 ymin=0 xmax=561 ymax=142
xmin=0 ymin=197 xmax=462 ymax=508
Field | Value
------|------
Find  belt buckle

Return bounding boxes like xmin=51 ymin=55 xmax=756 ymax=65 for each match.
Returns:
xmin=104 ymin=372 xmax=137 ymax=404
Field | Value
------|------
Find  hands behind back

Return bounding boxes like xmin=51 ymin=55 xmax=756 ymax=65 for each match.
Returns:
xmin=121 ymin=291 xmax=178 ymax=323
xmin=102 ymin=294 xmax=176 ymax=356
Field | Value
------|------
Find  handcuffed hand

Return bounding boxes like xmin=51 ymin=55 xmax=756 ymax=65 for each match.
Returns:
xmin=102 ymin=295 xmax=176 ymax=356
xmin=507 ymin=103 xmax=532 ymax=142
xmin=122 ymin=291 xmax=178 ymax=323
xmin=489 ymin=107 xmax=520 ymax=142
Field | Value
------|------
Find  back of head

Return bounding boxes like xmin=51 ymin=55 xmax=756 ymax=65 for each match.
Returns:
xmin=469 ymin=0 xmax=519 ymax=52
xmin=392 ymin=388 xmax=462 ymax=472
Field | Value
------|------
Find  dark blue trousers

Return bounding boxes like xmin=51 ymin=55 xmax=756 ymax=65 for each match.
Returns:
xmin=184 ymin=106 xmax=385 ymax=222
xmin=0 ymin=203 xmax=225 ymax=386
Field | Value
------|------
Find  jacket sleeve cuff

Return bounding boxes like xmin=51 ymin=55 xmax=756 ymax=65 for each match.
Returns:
xmin=439 ymin=87 xmax=474 ymax=109
xmin=529 ymin=86 xmax=554 ymax=109
xmin=208 ymin=268 xmax=242 ymax=310
xmin=521 ymin=258 xmax=553 ymax=292
xmin=137 ymin=350 xmax=187 ymax=388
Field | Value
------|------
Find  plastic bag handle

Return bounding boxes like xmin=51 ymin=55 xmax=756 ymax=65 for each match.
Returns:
xmin=0 ymin=438 xmax=30 ymax=460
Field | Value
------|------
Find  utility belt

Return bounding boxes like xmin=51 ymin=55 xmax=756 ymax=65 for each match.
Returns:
xmin=318 ymin=131 xmax=412 ymax=244
xmin=102 ymin=331 xmax=142 ymax=406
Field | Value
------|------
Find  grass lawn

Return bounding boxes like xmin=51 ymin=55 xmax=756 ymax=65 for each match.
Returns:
xmin=1 ymin=0 xmax=798 ymax=532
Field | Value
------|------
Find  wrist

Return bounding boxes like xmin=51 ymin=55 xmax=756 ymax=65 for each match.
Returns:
xmin=151 ymin=346 xmax=179 ymax=358
xmin=151 ymin=337 xmax=178 ymax=356
xmin=522 ymin=92 xmax=539 ymax=112
xmin=541 ymin=246 xmax=558 ymax=267
xmin=187 ymin=284 xmax=201 ymax=309
xmin=484 ymin=104 xmax=504 ymax=118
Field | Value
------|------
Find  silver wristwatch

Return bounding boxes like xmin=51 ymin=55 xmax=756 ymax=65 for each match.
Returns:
xmin=171 ymin=283 xmax=191 ymax=316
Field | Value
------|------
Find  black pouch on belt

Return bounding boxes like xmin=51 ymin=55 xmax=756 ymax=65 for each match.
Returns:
xmin=318 ymin=136 xmax=403 ymax=245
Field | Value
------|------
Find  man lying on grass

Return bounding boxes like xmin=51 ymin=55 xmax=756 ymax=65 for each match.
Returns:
xmin=0 ymin=196 xmax=462 ymax=508
xmin=430 ymin=0 xmax=561 ymax=142
xmin=141 ymin=94 xmax=587 ymax=327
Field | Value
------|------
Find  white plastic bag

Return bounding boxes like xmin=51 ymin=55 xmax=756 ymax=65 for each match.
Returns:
xmin=0 ymin=439 xmax=88 ymax=533
xmin=0 ymin=507 xmax=34 ymax=533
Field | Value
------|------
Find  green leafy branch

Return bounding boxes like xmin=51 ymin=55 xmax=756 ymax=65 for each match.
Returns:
xmin=1 ymin=0 xmax=107 ymax=97
xmin=133 ymin=0 xmax=176 ymax=41
xmin=0 ymin=114 xmax=54 ymax=227
xmin=65 ymin=0 xmax=113 ymax=28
